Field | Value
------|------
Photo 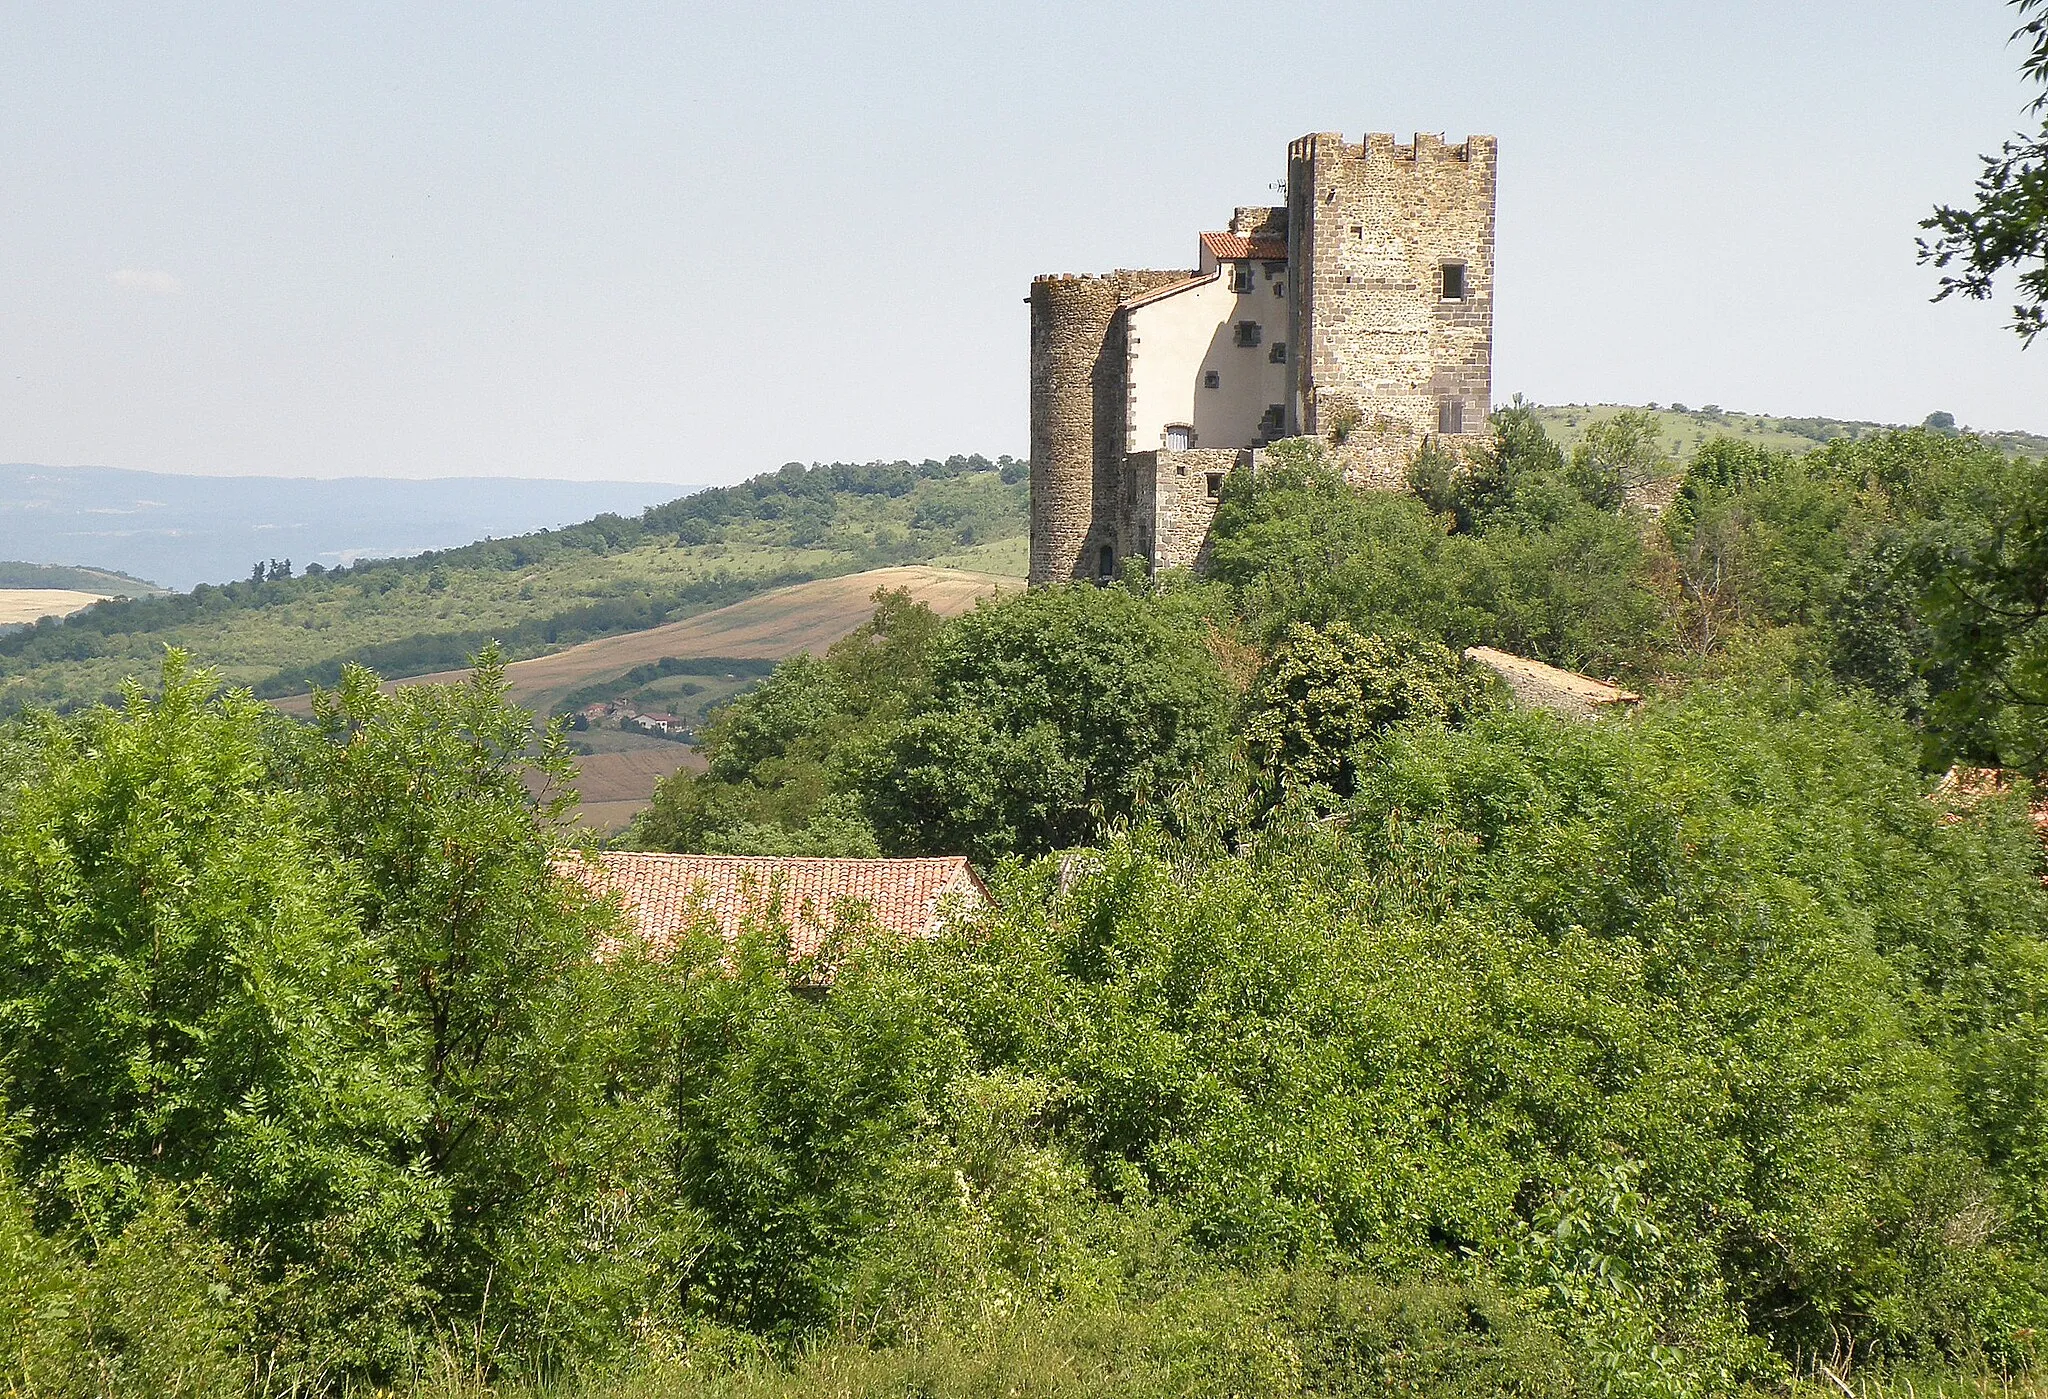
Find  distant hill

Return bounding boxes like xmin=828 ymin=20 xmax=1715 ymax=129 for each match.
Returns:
xmin=0 ymin=454 xmax=1025 ymax=717
xmin=0 ymin=561 xmax=164 ymax=595
xmin=1528 ymin=403 xmax=2048 ymax=462
xmin=0 ymin=464 xmax=700 ymax=590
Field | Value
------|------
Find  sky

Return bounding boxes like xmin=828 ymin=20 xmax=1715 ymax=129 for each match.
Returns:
xmin=1 ymin=1 xmax=2044 ymax=486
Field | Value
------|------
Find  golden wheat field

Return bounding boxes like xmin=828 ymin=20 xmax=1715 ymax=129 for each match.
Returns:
xmin=0 ymin=589 xmax=107 ymax=625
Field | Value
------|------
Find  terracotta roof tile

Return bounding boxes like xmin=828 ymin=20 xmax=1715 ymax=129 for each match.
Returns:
xmin=558 ymin=851 xmax=988 ymax=961
xmin=1934 ymin=766 xmax=2048 ymax=836
xmin=1464 ymin=646 xmax=1641 ymax=719
xmin=1201 ymin=231 xmax=1289 ymax=261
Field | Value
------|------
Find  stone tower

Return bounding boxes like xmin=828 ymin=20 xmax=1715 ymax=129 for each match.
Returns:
xmin=1028 ymin=132 xmax=1496 ymax=586
xmin=1286 ymin=132 xmax=1497 ymax=463
xmin=1027 ymin=271 xmax=1188 ymax=589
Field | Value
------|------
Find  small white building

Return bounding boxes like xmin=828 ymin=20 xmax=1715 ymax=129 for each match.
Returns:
xmin=1123 ymin=229 xmax=1294 ymax=459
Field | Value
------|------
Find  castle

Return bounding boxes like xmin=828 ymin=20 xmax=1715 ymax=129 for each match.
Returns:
xmin=1028 ymin=131 xmax=1497 ymax=585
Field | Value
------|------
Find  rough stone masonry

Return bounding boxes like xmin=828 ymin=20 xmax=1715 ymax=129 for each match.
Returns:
xmin=1028 ymin=131 xmax=1497 ymax=586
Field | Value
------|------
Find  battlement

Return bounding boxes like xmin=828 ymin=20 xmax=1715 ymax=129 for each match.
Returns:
xmin=1288 ymin=131 xmax=1496 ymax=170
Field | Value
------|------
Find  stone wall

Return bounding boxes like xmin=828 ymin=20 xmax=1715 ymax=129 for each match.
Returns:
xmin=1286 ymin=132 xmax=1496 ymax=451
xmin=1126 ymin=447 xmax=1245 ymax=573
xmin=1028 ymin=270 xmax=1189 ymax=584
xmin=1229 ymin=206 xmax=1288 ymax=240
xmin=1328 ymin=422 xmax=1493 ymax=491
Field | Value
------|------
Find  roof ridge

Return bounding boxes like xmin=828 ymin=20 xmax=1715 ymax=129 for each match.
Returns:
xmin=593 ymin=851 xmax=969 ymax=867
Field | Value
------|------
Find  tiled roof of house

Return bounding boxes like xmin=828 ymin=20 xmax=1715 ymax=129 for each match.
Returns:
xmin=1200 ymin=231 xmax=1288 ymax=261
xmin=559 ymin=851 xmax=988 ymax=960
xmin=1933 ymin=766 xmax=2048 ymax=839
xmin=1464 ymin=646 xmax=1641 ymax=720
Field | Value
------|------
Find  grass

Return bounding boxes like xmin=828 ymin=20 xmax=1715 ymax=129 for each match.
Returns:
xmin=1529 ymin=402 xmax=2048 ymax=464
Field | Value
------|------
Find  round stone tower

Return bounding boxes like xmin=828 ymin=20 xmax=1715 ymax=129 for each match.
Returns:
xmin=1028 ymin=270 xmax=1191 ymax=585
xmin=1028 ymin=275 xmax=1121 ymax=586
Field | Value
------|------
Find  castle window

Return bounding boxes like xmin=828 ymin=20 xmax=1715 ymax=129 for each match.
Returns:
xmin=1439 ymin=399 xmax=1465 ymax=434
xmin=1164 ymin=424 xmax=1193 ymax=452
xmin=1274 ymin=280 xmax=1285 ymax=297
xmin=1204 ymin=370 xmax=1220 ymax=389
xmin=1234 ymin=321 xmax=1262 ymax=348
xmin=1441 ymin=262 xmax=1467 ymax=301
xmin=1260 ymin=404 xmax=1285 ymax=436
xmin=1205 ymin=473 xmax=1224 ymax=499
xmin=1230 ymin=265 xmax=1254 ymax=293
xmin=1269 ymin=341 xmax=1287 ymax=364
xmin=1098 ymin=545 xmax=1115 ymax=579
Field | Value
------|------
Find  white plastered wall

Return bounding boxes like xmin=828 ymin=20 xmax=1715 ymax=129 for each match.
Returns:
xmin=1124 ymin=263 xmax=1291 ymax=454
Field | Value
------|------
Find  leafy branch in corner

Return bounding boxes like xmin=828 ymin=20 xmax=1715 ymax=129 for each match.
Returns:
xmin=1920 ymin=0 xmax=2048 ymax=344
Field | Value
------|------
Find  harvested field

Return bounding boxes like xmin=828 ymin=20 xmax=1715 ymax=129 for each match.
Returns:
xmin=569 ymin=741 xmax=706 ymax=832
xmin=0 ymin=589 xmax=106 ymax=625
xmin=280 ymin=565 xmax=1018 ymax=716
xmin=278 ymin=565 xmax=1020 ymax=829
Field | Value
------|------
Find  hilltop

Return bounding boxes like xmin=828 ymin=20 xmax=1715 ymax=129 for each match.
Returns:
xmin=0 ymin=560 xmax=163 ymax=595
xmin=1529 ymin=401 xmax=2048 ymax=462
xmin=0 ymin=454 xmax=1026 ymax=717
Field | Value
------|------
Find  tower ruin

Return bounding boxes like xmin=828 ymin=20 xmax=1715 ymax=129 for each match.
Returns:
xmin=1027 ymin=131 xmax=1497 ymax=586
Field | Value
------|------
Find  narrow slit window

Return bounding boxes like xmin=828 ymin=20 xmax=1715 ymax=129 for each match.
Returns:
xmin=1438 ymin=399 xmax=1465 ymax=435
xmin=1441 ymin=262 xmax=1467 ymax=301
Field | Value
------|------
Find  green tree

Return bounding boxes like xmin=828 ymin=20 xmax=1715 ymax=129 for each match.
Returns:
xmin=1569 ymin=410 xmax=1668 ymax=511
xmin=0 ymin=655 xmax=443 ymax=1352
xmin=1452 ymin=402 xmax=1573 ymax=531
xmin=867 ymin=584 xmax=1231 ymax=862
xmin=1240 ymin=623 xmax=1491 ymax=807
xmin=295 ymin=649 xmax=616 ymax=1308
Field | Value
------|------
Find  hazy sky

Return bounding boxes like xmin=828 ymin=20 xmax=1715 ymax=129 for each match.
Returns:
xmin=3 ymin=2 xmax=2044 ymax=485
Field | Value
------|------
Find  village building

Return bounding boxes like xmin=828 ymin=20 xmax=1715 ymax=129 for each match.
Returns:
xmin=1029 ymin=131 xmax=1498 ymax=584
xmin=559 ymin=851 xmax=989 ymax=962
xmin=1464 ymin=646 xmax=1642 ymax=720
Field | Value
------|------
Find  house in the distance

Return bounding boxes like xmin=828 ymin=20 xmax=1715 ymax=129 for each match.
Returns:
xmin=559 ymin=851 xmax=989 ymax=962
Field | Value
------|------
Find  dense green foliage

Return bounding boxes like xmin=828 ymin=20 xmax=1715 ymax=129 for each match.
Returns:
xmin=0 ymin=455 xmax=1025 ymax=716
xmin=636 ymin=584 xmax=1233 ymax=863
xmin=3 ymin=648 xmax=2045 ymax=1396
xmin=4 ymin=411 xmax=2048 ymax=1396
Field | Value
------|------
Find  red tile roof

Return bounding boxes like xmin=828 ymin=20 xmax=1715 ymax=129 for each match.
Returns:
xmin=1933 ymin=766 xmax=2048 ymax=839
xmin=1201 ymin=231 xmax=1288 ymax=261
xmin=1464 ymin=646 xmax=1641 ymax=719
xmin=559 ymin=851 xmax=988 ymax=961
